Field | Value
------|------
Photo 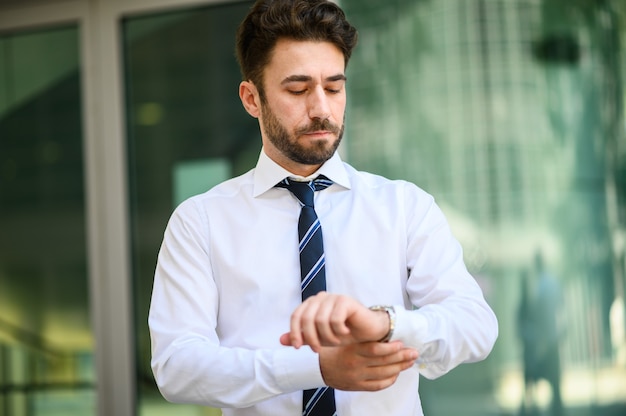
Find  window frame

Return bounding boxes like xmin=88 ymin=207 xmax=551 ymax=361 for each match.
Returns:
xmin=0 ymin=1 xmax=236 ymax=415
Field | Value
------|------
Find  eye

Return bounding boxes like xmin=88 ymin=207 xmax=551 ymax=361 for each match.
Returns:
xmin=325 ymin=82 xmax=344 ymax=94
xmin=289 ymin=89 xmax=306 ymax=95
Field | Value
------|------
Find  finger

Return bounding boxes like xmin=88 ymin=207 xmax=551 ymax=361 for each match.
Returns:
xmin=376 ymin=347 xmax=419 ymax=368
xmin=366 ymin=349 xmax=418 ymax=375
xmin=294 ymin=297 xmax=324 ymax=351
xmin=288 ymin=302 xmax=308 ymax=349
xmin=311 ymin=296 xmax=343 ymax=347
xmin=355 ymin=343 xmax=419 ymax=369
xmin=358 ymin=374 xmax=401 ymax=391
xmin=298 ymin=292 xmax=343 ymax=351
xmin=354 ymin=358 xmax=414 ymax=390
xmin=356 ymin=341 xmax=405 ymax=358
xmin=279 ymin=332 xmax=292 ymax=346
xmin=327 ymin=297 xmax=352 ymax=339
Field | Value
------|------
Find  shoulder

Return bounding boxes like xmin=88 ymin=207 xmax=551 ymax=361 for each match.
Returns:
xmin=341 ymin=163 xmax=444 ymax=229
xmin=343 ymin=162 xmax=432 ymax=201
xmin=189 ymin=169 xmax=254 ymax=202
xmin=172 ymin=169 xmax=255 ymax=219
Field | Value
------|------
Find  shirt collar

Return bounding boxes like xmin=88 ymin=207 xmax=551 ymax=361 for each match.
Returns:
xmin=253 ymin=148 xmax=351 ymax=197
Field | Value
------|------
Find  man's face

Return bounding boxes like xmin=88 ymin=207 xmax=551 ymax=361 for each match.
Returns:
xmin=257 ymin=39 xmax=347 ymax=175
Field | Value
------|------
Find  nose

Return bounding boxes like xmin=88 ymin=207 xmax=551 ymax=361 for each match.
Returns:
xmin=307 ymin=86 xmax=331 ymax=121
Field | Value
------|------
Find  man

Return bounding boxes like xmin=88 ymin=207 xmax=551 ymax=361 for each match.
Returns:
xmin=149 ymin=1 xmax=498 ymax=415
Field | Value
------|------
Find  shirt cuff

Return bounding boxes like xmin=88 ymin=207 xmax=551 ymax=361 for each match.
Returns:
xmin=392 ymin=305 xmax=442 ymax=373
xmin=273 ymin=346 xmax=325 ymax=391
xmin=391 ymin=305 xmax=428 ymax=347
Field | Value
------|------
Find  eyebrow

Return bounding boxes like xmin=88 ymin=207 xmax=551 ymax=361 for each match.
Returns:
xmin=281 ymin=74 xmax=347 ymax=85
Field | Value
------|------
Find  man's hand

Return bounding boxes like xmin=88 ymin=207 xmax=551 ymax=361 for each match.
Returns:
xmin=280 ymin=293 xmax=418 ymax=391
xmin=318 ymin=342 xmax=418 ymax=391
xmin=279 ymin=292 xmax=393 ymax=352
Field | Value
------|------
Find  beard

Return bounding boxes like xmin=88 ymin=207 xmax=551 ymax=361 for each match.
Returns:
xmin=260 ymin=102 xmax=344 ymax=165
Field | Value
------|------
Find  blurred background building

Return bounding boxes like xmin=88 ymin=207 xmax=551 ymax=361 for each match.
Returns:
xmin=0 ymin=0 xmax=625 ymax=415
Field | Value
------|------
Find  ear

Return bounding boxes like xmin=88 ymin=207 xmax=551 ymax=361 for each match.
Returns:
xmin=239 ymin=81 xmax=261 ymax=118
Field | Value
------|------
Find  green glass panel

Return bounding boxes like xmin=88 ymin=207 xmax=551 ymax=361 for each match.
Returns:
xmin=122 ymin=2 xmax=258 ymax=415
xmin=0 ymin=26 xmax=94 ymax=416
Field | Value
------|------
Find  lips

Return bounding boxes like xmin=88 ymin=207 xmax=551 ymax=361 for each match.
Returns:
xmin=304 ymin=130 xmax=332 ymax=136
xmin=296 ymin=119 xmax=340 ymax=137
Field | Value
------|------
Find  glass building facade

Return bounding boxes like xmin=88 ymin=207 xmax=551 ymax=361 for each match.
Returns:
xmin=0 ymin=25 xmax=94 ymax=415
xmin=1 ymin=0 xmax=625 ymax=415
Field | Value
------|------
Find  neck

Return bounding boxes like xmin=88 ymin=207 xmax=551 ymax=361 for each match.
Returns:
xmin=287 ymin=163 xmax=322 ymax=178
xmin=263 ymin=148 xmax=324 ymax=177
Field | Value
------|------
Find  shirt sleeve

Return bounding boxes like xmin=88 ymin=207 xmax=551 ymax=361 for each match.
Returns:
xmin=148 ymin=199 xmax=325 ymax=408
xmin=391 ymin=183 xmax=498 ymax=379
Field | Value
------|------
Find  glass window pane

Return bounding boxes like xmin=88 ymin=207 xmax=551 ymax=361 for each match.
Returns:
xmin=0 ymin=25 xmax=94 ymax=416
xmin=122 ymin=3 xmax=257 ymax=415
xmin=342 ymin=0 xmax=626 ymax=415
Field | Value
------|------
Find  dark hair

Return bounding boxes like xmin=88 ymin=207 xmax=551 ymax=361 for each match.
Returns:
xmin=235 ymin=0 xmax=358 ymax=91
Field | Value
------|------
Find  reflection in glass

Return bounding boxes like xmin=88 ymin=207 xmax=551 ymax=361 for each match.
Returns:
xmin=517 ymin=253 xmax=564 ymax=416
xmin=122 ymin=2 xmax=257 ymax=415
xmin=0 ymin=26 xmax=94 ymax=416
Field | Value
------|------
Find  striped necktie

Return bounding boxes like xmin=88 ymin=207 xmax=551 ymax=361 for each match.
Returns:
xmin=276 ymin=175 xmax=337 ymax=416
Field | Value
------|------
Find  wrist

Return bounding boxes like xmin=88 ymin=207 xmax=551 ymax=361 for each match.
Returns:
xmin=368 ymin=305 xmax=396 ymax=342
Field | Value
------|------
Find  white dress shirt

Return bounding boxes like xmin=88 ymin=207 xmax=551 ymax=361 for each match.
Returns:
xmin=149 ymin=150 xmax=498 ymax=416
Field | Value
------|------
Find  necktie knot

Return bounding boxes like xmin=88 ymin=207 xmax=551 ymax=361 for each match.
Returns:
xmin=276 ymin=176 xmax=333 ymax=207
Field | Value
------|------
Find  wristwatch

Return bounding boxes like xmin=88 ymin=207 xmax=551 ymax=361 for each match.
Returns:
xmin=369 ymin=305 xmax=396 ymax=342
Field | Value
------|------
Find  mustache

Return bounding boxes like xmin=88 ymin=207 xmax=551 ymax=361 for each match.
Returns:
xmin=295 ymin=119 xmax=342 ymax=136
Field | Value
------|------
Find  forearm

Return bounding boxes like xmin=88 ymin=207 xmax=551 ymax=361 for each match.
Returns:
xmin=151 ymin=335 xmax=324 ymax=407
xmin=392 ymin=296 xmax=498 ymax=379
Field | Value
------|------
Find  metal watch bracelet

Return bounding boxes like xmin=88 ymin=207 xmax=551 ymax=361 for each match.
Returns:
xmin=369 ymin=305 xmax=396 ymax=342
